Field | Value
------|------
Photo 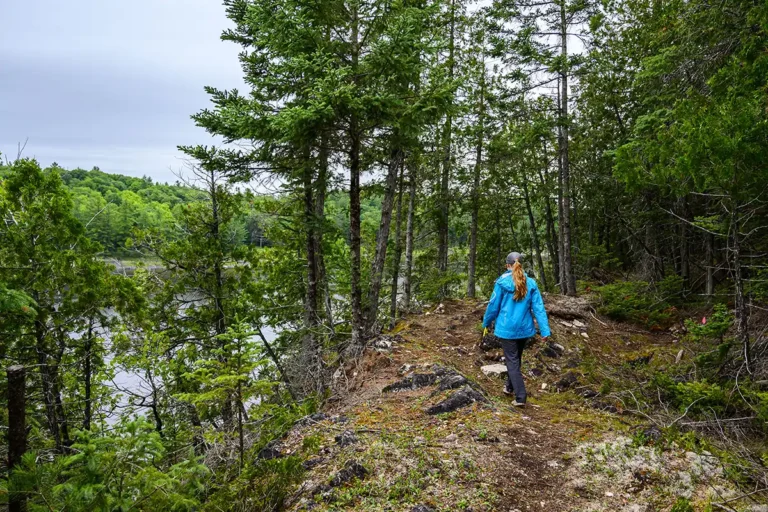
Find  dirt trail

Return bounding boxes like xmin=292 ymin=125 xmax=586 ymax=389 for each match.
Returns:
xmin=282 ymin=298 xmax=739 ymax=512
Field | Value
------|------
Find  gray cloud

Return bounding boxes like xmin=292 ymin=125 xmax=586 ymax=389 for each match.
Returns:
xmin=0 ymin=0 xmax=245 ymax=183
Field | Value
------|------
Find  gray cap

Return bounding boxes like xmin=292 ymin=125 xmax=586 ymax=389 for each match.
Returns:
xmin=506 ymin=252 xmax=523 ymax=265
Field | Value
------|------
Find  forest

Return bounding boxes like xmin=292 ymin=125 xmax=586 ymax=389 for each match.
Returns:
xmin=1 ymin=0 xmax=767 ymax=510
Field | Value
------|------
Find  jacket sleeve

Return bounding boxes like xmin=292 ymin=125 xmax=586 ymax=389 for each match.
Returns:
xmin=483 ymin=281 xmax=503 ymax=328
xmin=530 ymin=285 xmax=552 ymax=337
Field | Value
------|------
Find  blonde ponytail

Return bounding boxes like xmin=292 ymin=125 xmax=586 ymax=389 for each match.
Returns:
xmin=512 ymin=261 xmax=528 ymax=301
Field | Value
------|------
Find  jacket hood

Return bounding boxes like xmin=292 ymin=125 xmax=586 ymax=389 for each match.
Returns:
xmin=497 ymin=271 xmax=534 ymax=294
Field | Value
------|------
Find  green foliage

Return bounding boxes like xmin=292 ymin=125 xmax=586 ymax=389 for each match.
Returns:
xmin=0 ymin=283 xmax=36 ymax=322
xmin=686 ymin=304 xmax=733 ymax=343
xmin=203 ymin=456 xmax=304 ymax=512
xmin=670 ymin=497 xmax=694 ymax=512
xmin=595 ymin=278 xmax=681 ymax=329
xmin=7 ymin=421 xmax=209 ymax=512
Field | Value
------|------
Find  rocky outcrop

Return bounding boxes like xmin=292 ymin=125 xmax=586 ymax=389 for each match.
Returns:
xmin=426 ymin=385 xmax=488 ymax=415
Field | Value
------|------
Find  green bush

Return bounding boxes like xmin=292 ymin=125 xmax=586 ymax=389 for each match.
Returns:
xmin=596 ymin=280 xmax=678 ymax=329
xmin=685 ymin=304 xmax=733 ymax=343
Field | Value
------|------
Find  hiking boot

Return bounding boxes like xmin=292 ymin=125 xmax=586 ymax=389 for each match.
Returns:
xmin=503 ymin=386 xmax=513 ymax=396
xmin=513 ymin=401 xmax=526 ymax=407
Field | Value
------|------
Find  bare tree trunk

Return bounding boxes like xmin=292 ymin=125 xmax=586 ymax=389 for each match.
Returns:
xmin=437 ymin=0 xmax=456 ymax=296
xmin=348 ymin=3 xmax=364 ymax=354
xmin=316 ymin=137 xmax=334 ymax=336
xmin=706 ymin=233 xmax=715 ymax=297
xmin=537 ymin=164 xmax=559 ymax=285
xmin=390 ymin=165 xmax=405 ymax=329
xmin=403 ymin=156 xmax=417 ymax=310
xmin=367 ymin=148 xmax=404 ymax=333
xmin=35 ymin=316 xmax=60 ymax=452
xmin=303 ymin=150 xmax=323 ymax=391
xmin=558 ymin=1 xmax=576 ymax=296
xmin=521 ymin=171 xmax=547 ymax=290
xmin=7 ymin=365 xmax=26 ymax=512
xmin=468 ymin=48 xmax=485 ymax=298
xmin=83 ymin=321 xmax=93 ymax=431
xmin=679 ymin=198 xmax=690 ymax=288
xmin=732 ymin=210 xmax=751 ymax=373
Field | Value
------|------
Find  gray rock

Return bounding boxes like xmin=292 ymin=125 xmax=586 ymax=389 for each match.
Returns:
xmin=555 ymin=371 xmax=579 ymax=390
xmin=296 ymin=412 xmax=329 ymax=426
xmin=335 ymin=430 xmax=358 ymax=447
xmin=427 ymin=385 xmax=488 ymax=415
xmin=481 ymin=364 xmax=508 ymax=379
xmin=303 ymin=457 xmax=323 ymax=469
xmin=329 ymin=460 xmax=368 ymax=487
xmin=439 ymin=373 xmax=469 ymax=390
xmin=257 ymin=440 xmax=283 ymax=460
xmin=541 ymin=342 xmax=565 ymax=358
xmin=383 ymin=373 xmax=438 ymax=393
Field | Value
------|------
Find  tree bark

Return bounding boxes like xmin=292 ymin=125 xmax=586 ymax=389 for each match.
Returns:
xmin=468 ymin=48 xmax=485 ymax=298
xmin=348 ymin=3 xmax=364 ymax=355
xmin=35 ymin=314 xmax=60 ymax=452
xmin=537 ymin=163 xmax=559 ymax=286
xmin=7 ymin=365 xmax=26 ymax=512
xmin=316 ymin=137 xmax=334 ymax=336
xmin=403 ymin=156 xmax=417 ymax=310
xmin=437 ymin=0 xmax=456 ymax=295
xmin=303 ymin=148 xmax=323 ymax=391
xmin=366 ymin=147 xmax=404 ymax=333
xmin=83 ymin=321 xmax=93 ymax=431
xmin=389 ymin=165 xmax=405 ymax=329
xmin=521 ymin=170 xmax=548 ymax=290
xmin=732 ymin=210 xmax=751 ymax=373
xmin=558 ymin=1 xmax=576 ymax=296
xmin=706 ymin=233 xmax=715 ymax=297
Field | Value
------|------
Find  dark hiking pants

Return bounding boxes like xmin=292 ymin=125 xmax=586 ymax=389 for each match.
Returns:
xmin=500 ymin=337 xmax=529 ymax=403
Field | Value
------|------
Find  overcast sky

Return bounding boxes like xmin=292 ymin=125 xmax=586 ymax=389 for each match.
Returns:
xmin=0 ymin=1 xmax=245 ymax=183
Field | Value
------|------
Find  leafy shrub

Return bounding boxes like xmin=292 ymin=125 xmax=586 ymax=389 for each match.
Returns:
xmin=576 ymin=243 xmax=622 ymax=279
xmin=596 ymin=280 xmax=679 ymax=329
xmin=685 ymin=304 xmax=733 ymax=343
xmin=7 ymin=420 xmax=209 ymax=512
xmin=203 ymin=456 xmax=305 ymax=512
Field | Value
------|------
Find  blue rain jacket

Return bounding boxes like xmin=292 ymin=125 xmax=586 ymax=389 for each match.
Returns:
xmin=482 ymin=271 xmax=551 ymax=339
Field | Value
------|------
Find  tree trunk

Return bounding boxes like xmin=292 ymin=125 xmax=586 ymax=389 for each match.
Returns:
xmin=316 ymin=137 xmax=335 ymax=336
xmin=732 ymin=211 xmax=750 ymax=373
xmin=403 ymin=156 xmax=417 ymax=310
xmin=558 ymin=2 xmax=576 ymax=296
xmin=706 ymin=233 xmax=715 ymax=297
xmin=208 ymin=170 xmax=233 ymax=424
xmin=348 ymin=3 xmax=364 ymax=355
xmin=437 ymin=0 xmax=456 ymax=295
xmin=537 ymin=164 xmax=559 ymax=286
xmin=679 ymin=199 xmax=690 ymax=288
xmin=303 ymin=150 xmax=323 ymax=391
xmin=7 ymin=365 xmax=26 ymax=512
xmin=468 ymin=49 xmax=485 ymax=298
xmin=522 ymin=171 xmax=548 ymax=289
xmin=83 ymin=321 xmax=93 ymax=431
xmin=366 ymin=147 xmax=404 ymax=333
xmin=35 ymin=316 xmax=60 ymax=452
xmin=389 ymin=165 xmax=405 ymax=329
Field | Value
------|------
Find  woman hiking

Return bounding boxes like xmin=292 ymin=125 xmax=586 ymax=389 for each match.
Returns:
xmin=482 ymin=252 xmax=551 ymax=406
